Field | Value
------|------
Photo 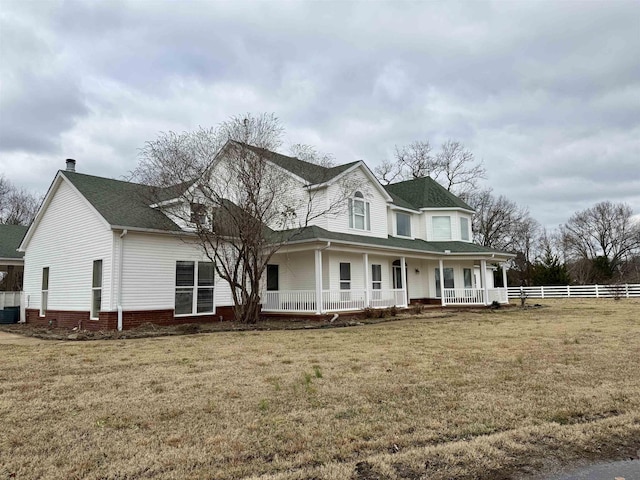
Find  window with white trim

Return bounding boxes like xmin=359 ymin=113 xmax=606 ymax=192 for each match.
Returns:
xmin=175 ymin=261 xmax=215 ymax=316
xmin=91 ymin=260 xmax=102 ymax=320
xmin=371 ymin=264 xmax=382 ymax=290
xmin=40 ymin=267 xmax=49 ymax=317
xmin=348 ymin=191 xmax=370 ymax=231
xmin=435 ymin=267 xmax=454 ymax=297
xmin=460 ymin=217 xmax=470 ymax=241
xmin=432 ymin=216 xmax=452 ymax=240
xmin=463 ymin=268 xmax=473 ymax=288
xmin=396 ymin=212 xmax=411 ymax=237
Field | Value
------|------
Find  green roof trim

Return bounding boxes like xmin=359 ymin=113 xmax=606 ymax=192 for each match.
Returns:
xmin=384 ymin=176 xmax=474 ymax=211
xmin=0 ymin=224 xmax=28 ymax=259
xmin=242 ymin=144 xmax=358 ymax=185
xmin=277 ymin=225 xmax=513 ymax=257
xmin=62 ymin=172 xmax=183 ymax=231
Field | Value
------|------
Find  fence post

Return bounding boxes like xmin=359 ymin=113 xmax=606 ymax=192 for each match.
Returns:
xmin=595 ymin=284 xmax=599 ymax=298
xmin=567 ymin=285 xmax=570 ymax=297
xmin=626 ymin=284 xmax=629 ymax=298
xmin=541 ymin=286 xmax=545 ymax=299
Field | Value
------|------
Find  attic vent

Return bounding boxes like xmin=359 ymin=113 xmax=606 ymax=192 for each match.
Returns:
xmin=66 ymin=159 xmax=76 ymax=172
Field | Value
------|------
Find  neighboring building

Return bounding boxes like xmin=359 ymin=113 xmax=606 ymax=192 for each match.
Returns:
xmin=19 ymin=150 xmax=514 ymax=330
xmin=0 ymin=224 xmax=27 ymax=292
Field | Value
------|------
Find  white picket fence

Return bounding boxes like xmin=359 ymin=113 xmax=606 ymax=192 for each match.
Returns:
xmin=507 ymin=284 xmax=640 ymax=299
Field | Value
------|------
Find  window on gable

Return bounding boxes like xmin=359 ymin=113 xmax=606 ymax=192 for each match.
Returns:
xmin=190 ymin=203 xmax=210 ymax=229
xmin=91 ymin=260 xmax=102 ymax=320
xmin=348 ymin=191 xmax=370 ymax=231
xmin=175 ymin=261 xmax=214 ymax=316
xmin=460 ymin=217 xmax=470 ymax=241
xmin=396 ymin=212 xmax=411 ymax=237
xmin=432 ymin=216 xmax=452 ymax=241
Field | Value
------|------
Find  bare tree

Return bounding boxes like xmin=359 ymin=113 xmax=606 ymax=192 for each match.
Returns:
xmin=134 ymin=113 xmax=355 ymax=323
xmin=373 ymin=158 xmax=404 ymax=185
xmin=560 ymin=201 xmax=640 ymax=282
xmin=373 ymin=139 xmax=485 ymax=199
xmin=395 ymin=141 xmax=436 ymax=179
xmin=0 ymin=174 xmax=40 ymax=226
xmin=288 ymin=143 xmax=335 ymax=167
xmin=432 ymin=140 xmax=486 ymax=198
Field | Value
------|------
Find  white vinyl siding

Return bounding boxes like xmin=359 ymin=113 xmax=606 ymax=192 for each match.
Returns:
xmin=119 ymin=232 xmax=233 ymax=311
xmin=326 ymin=167 xmax=389 ymax=239
xmin=432 ymin=216 xmax=452 ymax=241
xmin=22 ymin=179 xmax=114 ymax=314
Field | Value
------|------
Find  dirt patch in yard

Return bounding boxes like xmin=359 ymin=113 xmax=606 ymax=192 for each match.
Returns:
xmin=0 ymin=308 xmax=457 ymax=341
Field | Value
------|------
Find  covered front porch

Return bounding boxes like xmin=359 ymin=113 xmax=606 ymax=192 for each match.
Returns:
xmin=261 ymin=243 xmax=509 ymax=314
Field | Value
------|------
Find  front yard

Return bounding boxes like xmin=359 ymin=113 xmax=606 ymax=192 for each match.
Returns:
xmin=1 ymin=299 xmax=639 ymax=479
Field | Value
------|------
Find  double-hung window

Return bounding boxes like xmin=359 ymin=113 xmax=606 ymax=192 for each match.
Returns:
xmin=463 ymin=268 xmax=473 ymax=288
xmin=340 ymin=262 xmax=351 ymax=301
xmin=91 ymin=260 xmax=102 ymax=320
xmin=432 ymin=216 xmax=452 ymax=240
xmin=175 ymin=261 xmax=215 ymax=315
xmin=396 ymin=212 xmax=411 ymax=237
xmin=40 ymin=267 xmax=49 ymax=317
xmin=348 ymin=191 xmax=370 ymax=231
xmin=371 ymin=264 xmax=382 ymax=290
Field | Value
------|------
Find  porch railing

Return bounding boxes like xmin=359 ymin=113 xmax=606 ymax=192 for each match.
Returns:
xmin=442 ymin=288 xmax=509 ymax=305
xmin=0 ymin=291 xmax=21 ymax=310
xmin=262 ymin=290 xmax=316 ymax=312
xmin=443 ymin=288 xmax=484 ymax=304
xmin=261 ymin=288 xmax=406 ymax=313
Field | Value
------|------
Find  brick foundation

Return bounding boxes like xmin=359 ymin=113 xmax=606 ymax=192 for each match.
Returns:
xmin=26 ymin=305 xmax=237 ymax=331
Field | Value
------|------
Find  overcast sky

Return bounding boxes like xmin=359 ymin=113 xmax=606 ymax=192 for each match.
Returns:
xmin=1 ymin=0 xmax=638 ymax=229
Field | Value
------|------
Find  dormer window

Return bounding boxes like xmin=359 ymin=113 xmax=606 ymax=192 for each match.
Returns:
xmin=348 ymin=191 xmax=370 ymax=231
xmin=190 ymin=203 xmax=210 ymax=228
xmin=396 ymin=212 xmax=411 ymax=237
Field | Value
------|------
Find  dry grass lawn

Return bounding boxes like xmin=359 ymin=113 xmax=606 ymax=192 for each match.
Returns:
xmin=1 ymin=299 xmax=639 ymax=479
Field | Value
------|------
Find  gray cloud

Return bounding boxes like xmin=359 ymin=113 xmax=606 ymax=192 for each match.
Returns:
xmin=1 ymin=0 xmax=638 ymax=229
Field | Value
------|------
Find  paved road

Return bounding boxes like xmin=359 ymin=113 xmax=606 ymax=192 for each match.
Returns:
xmin=545 ymin=459 xmax=640 ymax=480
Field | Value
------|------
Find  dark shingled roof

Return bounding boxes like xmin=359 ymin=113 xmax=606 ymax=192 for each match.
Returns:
xmin=277 ymin=225 xmax=513 ymax=257
xmin=242 ymin=144 xmax=358 ymax=185
xmin=62 ymin=171 xmax=183 ymax=231
xmin=0 ymin=224 xmax=28 ymax=259
xmin=384 ymin=176 xmax=474 ymax=211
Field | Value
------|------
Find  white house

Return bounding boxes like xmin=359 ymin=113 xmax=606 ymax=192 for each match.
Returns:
xmin=19 ymin=149 xmax=514 ymax=330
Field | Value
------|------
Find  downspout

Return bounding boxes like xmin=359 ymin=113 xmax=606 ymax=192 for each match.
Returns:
xmin=117 ymin=229 xmax=128 ymax=331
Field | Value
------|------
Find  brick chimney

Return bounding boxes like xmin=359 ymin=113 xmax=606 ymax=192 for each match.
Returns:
xmin=66 ymin=159 xmax=76 ymax=172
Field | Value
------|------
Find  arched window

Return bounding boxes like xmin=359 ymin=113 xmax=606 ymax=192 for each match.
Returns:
xmin=348 ymin=191 xmax=370 ymax=230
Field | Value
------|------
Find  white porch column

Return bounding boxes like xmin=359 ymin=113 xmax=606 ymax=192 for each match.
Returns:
xmin=363 ymin=253 xmax=369 ymax=307
xmin=480 ymin=259 xmax=489 ymax=305
xmin=401 ymin=256 xmax=408 ymax=307
xmin=501 ymin=263 xmax=508 ymax=289
xmin=438 ymin=259 xmax=445 ymax=306
xmin=314 ymin=249 xmax=323 ymax=314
